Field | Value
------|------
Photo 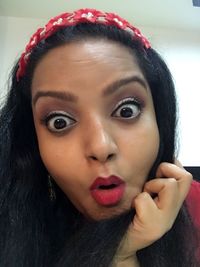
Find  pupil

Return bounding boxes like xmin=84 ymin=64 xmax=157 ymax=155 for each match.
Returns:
xmin=54 ymin=119 xmax=66 ymax=129
xmin=120 ymin=107 xmax=133 ymax=117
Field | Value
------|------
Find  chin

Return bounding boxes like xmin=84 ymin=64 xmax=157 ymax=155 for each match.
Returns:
xmin=82 ymin=204 xmax=133 ymax=222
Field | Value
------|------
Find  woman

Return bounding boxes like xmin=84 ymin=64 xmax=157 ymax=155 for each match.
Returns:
xmin=0 ymin=8 xmax=199 ymax=267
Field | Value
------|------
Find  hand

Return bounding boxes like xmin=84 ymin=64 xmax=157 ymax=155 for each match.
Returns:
xmin=115 ymin=162 xmax=193 ymax=260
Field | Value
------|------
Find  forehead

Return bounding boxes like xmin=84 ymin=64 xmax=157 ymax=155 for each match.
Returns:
xmin=31 ymin=39 xmax=145 ymax=93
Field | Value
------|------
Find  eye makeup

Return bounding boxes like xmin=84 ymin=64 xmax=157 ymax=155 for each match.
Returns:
xmin=111 ymin=96 xmax=143 ymax=120
xmin=34 ymin=82 xmax=148 ymax=135
xmin=40 ymin=111 xmax=76 ymax=133
xmin=113 ymin=96 xmax=142 ymax=111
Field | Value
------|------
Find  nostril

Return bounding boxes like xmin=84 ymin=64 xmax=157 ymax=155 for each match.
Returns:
xmin=89 ymin=153 xmax=115 ymax=162
xmin=107 ymin=153 xmax=114 ymax=160
xmin=90 ymin=156 xmax=98 ymax=161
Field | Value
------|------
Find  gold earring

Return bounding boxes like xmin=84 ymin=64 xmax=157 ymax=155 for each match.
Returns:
xmin=48 ymin=174 xmax=56 ymax=201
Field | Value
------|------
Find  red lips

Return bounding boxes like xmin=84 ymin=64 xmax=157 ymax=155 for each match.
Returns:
xmin=90 ymin=176 xmax=125 ymax=206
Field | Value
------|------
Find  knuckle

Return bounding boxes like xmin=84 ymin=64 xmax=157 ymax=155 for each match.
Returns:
xmin=138 ymin=192 xmax=149 ymax=199
xmin=159 ymin=162 xmax=168 ymax=172
xmin=179 ymin=170 xmax=193 ymax=184
xmin=134 ymin=192 xmax=149 ymax=203
xmin=185 ymin=171 xmax=193 ymax=181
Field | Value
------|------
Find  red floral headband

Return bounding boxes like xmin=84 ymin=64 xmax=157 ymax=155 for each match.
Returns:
xmin=16 ymin=8 xmax=151 ymax=81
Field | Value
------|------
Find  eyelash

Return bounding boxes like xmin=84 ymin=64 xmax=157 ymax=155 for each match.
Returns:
xmin=112 ymin=97 xmax=142 ymax=119
xmin=41 ymin=97 xmax=143 ymax=133
xmin=41 ymin=111 xmax=76 ymax=133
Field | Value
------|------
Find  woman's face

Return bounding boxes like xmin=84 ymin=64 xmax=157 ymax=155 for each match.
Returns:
xmin=31 ymin=39 xmax=159 ymax=220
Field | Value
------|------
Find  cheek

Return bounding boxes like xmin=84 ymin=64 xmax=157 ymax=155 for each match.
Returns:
xmin=37 ymin=140 xmax=88 ymax=214
xmin=35 ymin=135 xmax=85 ymax=194
xmin=124 ymin=120 xmax=159 ymax=148
xmin=33 ymin=120 xmax=73 ymax=172
xmin=38 ymin=143 xmax=80 ymax=199
xmin=38 ymin=140 xmax=77 ymax=177
xmin=120 ymin=125 xmax=159 ymax=203
xmin=120 ymin=122 xmax=160 ymax=179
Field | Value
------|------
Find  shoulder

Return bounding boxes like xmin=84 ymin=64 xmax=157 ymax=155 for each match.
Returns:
xmin=186 ymin=180 xmax=200 ymax=227
xmin=187 ymin=180 xmax=200 ymax=198
xmin=186 ymin=180 xmax=200 ymax=262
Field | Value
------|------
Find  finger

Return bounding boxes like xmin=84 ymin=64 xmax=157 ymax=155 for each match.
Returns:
xmin=134 ymin=192 xmax=157 ymax=219
xmin=155 ymin=162 xmax=193 ymax=199
xmin=143 ymin=178 xmax=179 ymax=210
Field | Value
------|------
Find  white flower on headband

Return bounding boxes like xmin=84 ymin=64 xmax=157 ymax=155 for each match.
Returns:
xmin=113 ymin=18 xmax=123 ymax=27
xmin=16 ymin=8 xmax=151 ymax=81
xmin=30 ymin=36 xmax=37 ymax=46
xmin=53 ymin=18 xmax=63 ymax=26
xmin=24 ymin=52 xmax=31 ymax=62
xmin=81 ymin=12 xmax=94 ymax=19
xmin=40 ymin=27 xmax=46 ymax=37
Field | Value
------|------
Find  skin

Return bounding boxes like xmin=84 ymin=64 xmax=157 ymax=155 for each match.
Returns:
xmin=31 ymin=39 xmax=159 ymax=220
xmin=110 ymin=162 xmax=192 ymax=266
xmin=31 ymin=39 xmax=193 ymax=265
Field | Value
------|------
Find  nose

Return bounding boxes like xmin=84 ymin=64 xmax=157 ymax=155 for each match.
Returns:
xmin=84 ymin=119 xmax=118 ymax=163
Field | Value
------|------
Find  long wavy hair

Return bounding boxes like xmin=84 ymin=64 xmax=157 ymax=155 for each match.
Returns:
xmin=0 ymin=23 xmax=198 ymax=267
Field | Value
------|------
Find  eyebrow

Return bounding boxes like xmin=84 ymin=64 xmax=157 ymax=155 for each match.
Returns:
xmin=32 ymin=91 xmax=78 ymax=106
xmin=102 ymin=75 xmax=147 ymax=97
xmin=32 ymin=75 xmax=147 ymax=106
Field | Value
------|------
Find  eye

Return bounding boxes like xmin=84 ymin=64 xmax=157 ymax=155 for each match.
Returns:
xmin=112 ymin=97 xmax=142 ymax=119
xmin=43 ymin=112 xmax=76 ymax=132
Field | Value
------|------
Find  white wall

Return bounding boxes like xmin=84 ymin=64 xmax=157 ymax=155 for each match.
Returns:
xmin=0 ymin=16 xmax=45 ymax=99
xmin=0 ymin=16 xmax=200 ymax=166
xmin=142 ymin=27 xmax=200 ymax=166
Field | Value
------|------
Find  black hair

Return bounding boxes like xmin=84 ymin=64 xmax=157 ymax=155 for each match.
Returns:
xmin=0 ymin=23 xmax=198 ymax=266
